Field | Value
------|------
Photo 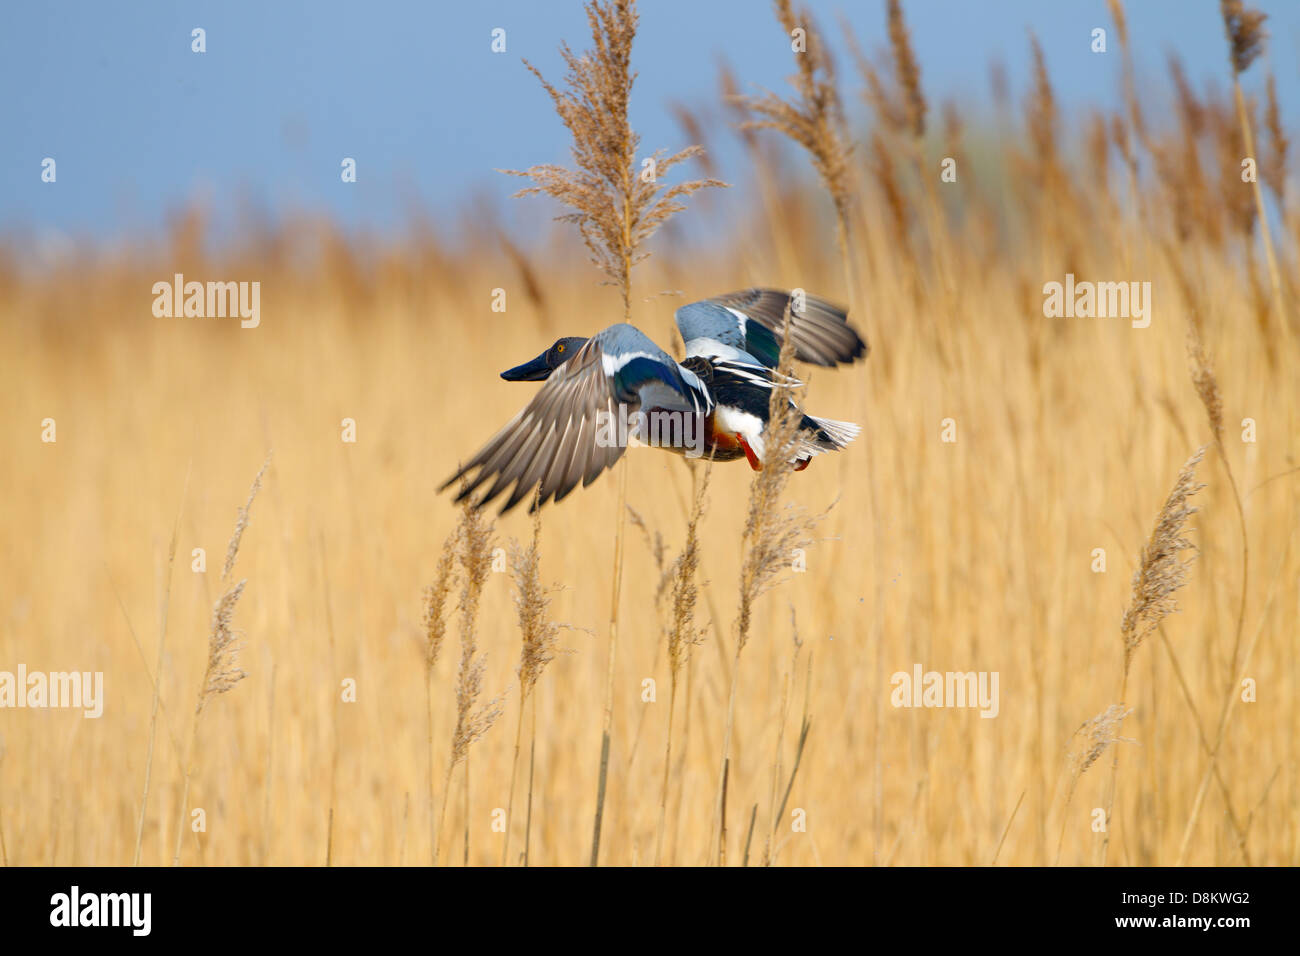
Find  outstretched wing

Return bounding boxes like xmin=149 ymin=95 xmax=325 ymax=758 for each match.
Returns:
xmin=676 ymin=288 xmax=867 ymax=369
xmin=440 ymin=324 xmax=710 ymax=513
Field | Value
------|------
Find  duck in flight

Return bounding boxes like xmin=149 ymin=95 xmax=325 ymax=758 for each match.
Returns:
xmin=441 ymin=288 xmax=868 ymax=513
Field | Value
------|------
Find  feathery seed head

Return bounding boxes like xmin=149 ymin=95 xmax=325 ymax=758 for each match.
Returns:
xmin=223 ymin=454 xmax=270 ymax=581
xmin=512 ymin=510 xmax=564 ymax=698
xmin=1220 ymin=0 xmax=1267 ymax=75
xmin=422 ymin=535 xmax=457 ymax=670
xmin=668 ymin=466 xmax=710 ymax=675
xmin=886 ymin=0 xmax=926 ymax=138
xmin=203 ymin=580 xmax=247 ymax=707
xmin=450 ymin=498 xmax=503 ymax=768
xmin=1070 ymin=704 xmax=1134 ymax=777
xmin=739 ymin=0 xmax=853 ymax=217
xmin=736 ymin=306 xmax=823 ymax=652
xmin=502 ymin=0 xmax=725 ymax=316
xmin=1119 ymin=447 xmax=1206 ymax=660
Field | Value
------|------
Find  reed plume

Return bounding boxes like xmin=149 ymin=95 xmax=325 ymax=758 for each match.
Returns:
xmin=712 ymin=306 xmax=821 ymax=865
xmin=886 ymin=0 xmax=925 ymax=139
xmin=502 ymin=0 xmax=725 ymax=321
xmin=739 ymin=0 xmax=856 ymax=301
xmin=502 ymin=0 xmax=723 ymax=867
xmin=1187 ymin=330 xmax=1224 ymax=448
xmin=1022 ymin=34 xmax=1067 ymax=208
xmin=502 ymin=507 xmax=566 ymax=866
xmin=422 ymin=530 xmax=456 ymax=864
xmin=1118 ymin=449 xmax=1206 ymax=663
xmin=1221 ymin=0 xmax=1267 ymax=74
xmin=845 ymin=1 xmax=938 ymax=291
xmin=172 ymin=454 xmax=270 ymax=866
xmin=735 ymin=350 xmax=819 ymax=652
xmin=422 ymin=545 xmax=456 ymax=683
xmin=740 ymin=0 xmax=851 ymax=216
xmin=1072 ymin=706 xmax=1134 ymax=781
xmin=1107 ymin=0 xmax=1149 ymax=228
xmin=1099 ymin=447 xmax=1206 ymax=865
xmin=881 ymin=0 xmax=951 ymax=293
xmin=654 ymin=462 xmax=710 ymax=866
xmin=1160 ymin=246 xmax=1259 ymax=864
xmin=437 ymin=499 xmax=503 ymax=865
xmin=1219 ymin=0 xmax=1288 ymax=341
xmin=1055 ymin=704 xmax=1132 ymax=864
xmin=1173 ymin=277 xmax=1258 ymax=866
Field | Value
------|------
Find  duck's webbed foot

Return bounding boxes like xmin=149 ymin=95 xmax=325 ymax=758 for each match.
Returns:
xmin=737 ymin=435 xmax=762 ymax=471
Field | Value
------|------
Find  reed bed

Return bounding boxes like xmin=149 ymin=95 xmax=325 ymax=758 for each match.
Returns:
xmin=0 ymin=0 xmax=1296 ymax=866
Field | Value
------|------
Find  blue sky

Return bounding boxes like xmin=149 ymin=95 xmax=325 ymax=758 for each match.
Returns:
xmin=2 ymin=0 xmax=1297 ymax=244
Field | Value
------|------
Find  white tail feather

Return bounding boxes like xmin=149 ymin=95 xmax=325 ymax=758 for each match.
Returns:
xmin=810 ymin=416 xmax=860 ymax=448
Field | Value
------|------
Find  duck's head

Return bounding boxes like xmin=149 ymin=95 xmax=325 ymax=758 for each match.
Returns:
xmin=500 ymin=336 xmax=589 ymax=381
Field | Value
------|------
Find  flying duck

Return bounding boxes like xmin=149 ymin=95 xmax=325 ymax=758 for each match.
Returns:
xmin=441 ymin=288 xmax=867 ymax=513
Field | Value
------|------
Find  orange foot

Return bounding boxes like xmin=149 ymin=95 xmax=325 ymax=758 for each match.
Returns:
xmin=794 ymin=457 xmax=811 ymax=472
xmin=737 ymin=434 xmax=762 ymax=471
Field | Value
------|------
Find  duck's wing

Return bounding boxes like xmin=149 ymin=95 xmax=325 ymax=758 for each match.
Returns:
xmin=676 ymin=288 xmax=867 ymax=369
xmin=440 ymin=324 xmax=710 ymax=513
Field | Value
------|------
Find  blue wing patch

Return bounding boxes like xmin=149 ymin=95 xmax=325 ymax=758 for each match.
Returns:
xmin=613 ymin=356 xmax=691 ymax=406
xmin=593 ymin=324 xmax=710 ymax=412
xmin=675 ymin=300 xmax=779 ymax=368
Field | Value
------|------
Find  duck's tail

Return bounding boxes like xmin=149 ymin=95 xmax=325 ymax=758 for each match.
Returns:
xmin=796 ymin=414 xmax=861 ymax=460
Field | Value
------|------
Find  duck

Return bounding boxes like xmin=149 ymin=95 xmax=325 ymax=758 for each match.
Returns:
xmin=440 ymin=288 xmax=867 ymax=513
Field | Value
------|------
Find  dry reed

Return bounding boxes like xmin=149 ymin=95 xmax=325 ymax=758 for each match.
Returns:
xmin=502 ymin=507 xmax=566 ymax=865
xmin=739 ymin=0 xmax=856 ymax=302
xmin=436 ymin=499 xmax=503 ymax=865
xmin=132 ymin=462 xmax=189 ymax=866
xmin=1099 ymin=447 xmax=1206 ymax=865
xmin=763 ymin=614 xmax=804 ymax=866
xmin=655 ymin=462 xmax=710 ymax=866
xmin=172 ymin=454 xmax=270 ymax=866
xmin=501 ymin=0 xmax=723 ymax=867
xmin=1168 ymin=250 xmax=1257 ymax=863
xmin=6 ymin=0 xmax=1300 ymax=871
xmin=1219 ymin=0 xmax=1288 ymax=341
xmin=712 ymin=306 xmax=821 ymax=865
xmin=421 ymin=529 xmax=457 ymax=864
xmin=502 ymin=0 xmax=725 ymax=320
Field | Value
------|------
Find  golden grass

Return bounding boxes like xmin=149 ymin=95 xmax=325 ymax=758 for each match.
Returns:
xmin=172 ymin=456 xmax=268 ymax=865
xmin=501 ymin=0 xmax=724 ymax=866
xmin=1 ymin=0 xmax=1297 ymax=867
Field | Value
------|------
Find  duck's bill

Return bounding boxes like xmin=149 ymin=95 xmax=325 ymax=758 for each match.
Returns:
xmin=500 ymin=352 xmax=551 ymax=381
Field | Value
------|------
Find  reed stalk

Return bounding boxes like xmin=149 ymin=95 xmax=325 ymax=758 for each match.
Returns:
xmin=502 ymin=0 xmax=723 ymax=867
xmin=503 ymin=506 xmax=564 ymax=865
xmin=134 ymin=461 xmax=190 ymax=866
xmin=172 ymin=455 xmax=270 ymax=866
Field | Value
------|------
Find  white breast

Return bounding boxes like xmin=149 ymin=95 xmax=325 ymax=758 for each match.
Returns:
xmin=714 ymin=404 xmax=766 ymax=460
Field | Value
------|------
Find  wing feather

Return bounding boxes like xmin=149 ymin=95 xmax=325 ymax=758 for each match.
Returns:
xmin=688 ymin=288 xmax=868 ymax=367
xmin=441 ymin=324 xmax=705 ymax=513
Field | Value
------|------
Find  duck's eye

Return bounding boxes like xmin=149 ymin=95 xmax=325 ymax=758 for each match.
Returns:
xmin=556 ymin=343 xmax=565 ymax=354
